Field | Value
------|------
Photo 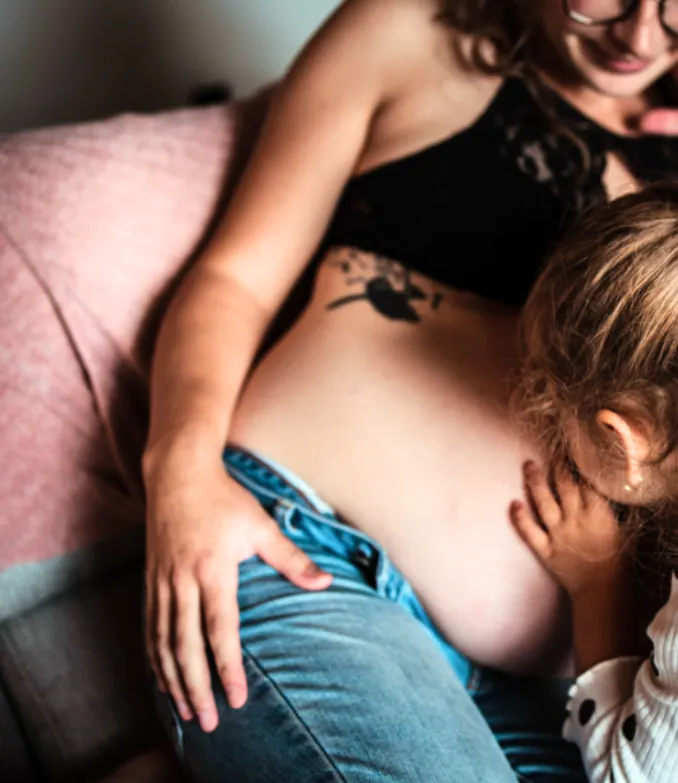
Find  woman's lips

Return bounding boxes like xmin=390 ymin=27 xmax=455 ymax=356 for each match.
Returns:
xmin=602 ymin=57 xmax=651 ymax=73
xmin=584 ymin=40 xmax=652 ymax=74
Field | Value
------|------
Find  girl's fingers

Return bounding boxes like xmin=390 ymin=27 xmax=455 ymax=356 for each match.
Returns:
xmin=523 ymin=462 xmax=562 ymax=530
xmin=510 ymin=500 xmax=552 ymax=559
xmin=554 ymin=463 xmax=581 ymax=517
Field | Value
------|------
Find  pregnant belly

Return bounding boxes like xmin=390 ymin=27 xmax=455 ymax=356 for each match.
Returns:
xmin=229 ymin=249 xmax=573 ymax=677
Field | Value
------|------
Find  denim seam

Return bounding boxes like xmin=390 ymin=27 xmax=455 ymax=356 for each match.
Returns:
xmin=227 ymin=464 xmax=379 ymax=542
xmin=235 ymin=448 xmax=329 ymax=512
xmin=243 ymin=644 xmax=350 ymax=783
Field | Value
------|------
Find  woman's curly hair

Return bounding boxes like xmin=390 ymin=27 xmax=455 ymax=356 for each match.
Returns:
xmin=437 ymin=0 xmax=542 ymax=75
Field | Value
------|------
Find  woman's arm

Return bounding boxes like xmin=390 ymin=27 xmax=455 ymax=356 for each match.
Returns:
xmin=144 ymin=0 xmax=399 ymax=471
xmin=143 ymin=0 xmax=441 ymax=732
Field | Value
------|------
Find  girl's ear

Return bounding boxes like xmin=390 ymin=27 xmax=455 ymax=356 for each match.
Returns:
xmin=596 ymin=409 xmax=651 ymax=490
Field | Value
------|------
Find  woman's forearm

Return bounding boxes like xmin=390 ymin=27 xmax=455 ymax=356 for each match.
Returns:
xmin=143 ymin=264 xmax=272 ymax=485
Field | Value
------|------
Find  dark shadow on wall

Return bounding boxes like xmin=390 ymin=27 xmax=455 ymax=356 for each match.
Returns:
xmin=0 ymin=0 xmax=229 ymax=132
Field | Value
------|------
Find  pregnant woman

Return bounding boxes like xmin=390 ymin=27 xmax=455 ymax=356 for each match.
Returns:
xmin=143 ymin=1 xmax=678 ymax=779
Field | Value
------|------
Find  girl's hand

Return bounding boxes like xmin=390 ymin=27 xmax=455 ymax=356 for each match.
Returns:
xmin=510 ymin=462 xmax=630 ymax=597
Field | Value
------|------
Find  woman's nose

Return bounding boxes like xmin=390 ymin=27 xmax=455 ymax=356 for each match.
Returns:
xmin=609 ymin=0 xmax=668 ymax=59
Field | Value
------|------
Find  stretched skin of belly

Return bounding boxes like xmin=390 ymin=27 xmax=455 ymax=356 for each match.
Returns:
xmin=229 ymin=249 xmax=573 ymax=676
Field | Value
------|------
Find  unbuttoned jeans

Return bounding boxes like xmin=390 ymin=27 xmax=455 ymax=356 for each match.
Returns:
xmin=153 ymin=446 xmax=587 ymax=782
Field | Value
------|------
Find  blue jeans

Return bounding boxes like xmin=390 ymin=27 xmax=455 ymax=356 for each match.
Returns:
xmin=154 ymin=446 xmax=587 ymax=782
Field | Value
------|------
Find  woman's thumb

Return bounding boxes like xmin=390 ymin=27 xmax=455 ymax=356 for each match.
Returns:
xmin=257 ymin=521 xmax=333 ymax=590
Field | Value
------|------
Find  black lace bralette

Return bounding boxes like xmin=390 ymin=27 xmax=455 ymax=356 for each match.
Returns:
xmin=484 ymin=76 xmax=678 ymax=211
xmin=322 ymin=75 xmax=678 ymax=306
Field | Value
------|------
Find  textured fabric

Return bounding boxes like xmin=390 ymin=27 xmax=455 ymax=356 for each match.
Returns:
xmin=0 ymin=527 xmax=143 ymax=623
xmin=0 ymin=92 xmax=273 ymax=783
xmin=97 ymin=748 xmax=185 ymax=783
xmin=0 ymin=675 xmax=39 ymax=782
xmin=0 ymin=568 xmax=164 ymax=782
xmin=563 ymin=576 xmax=678 ymax=782
xmin=0 ymin=99 xmax=268 ymax=569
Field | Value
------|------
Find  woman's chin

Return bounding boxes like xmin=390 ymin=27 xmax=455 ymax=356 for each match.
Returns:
xmin=578 ymin=64 xmax=663 ymax=98
xmin=569 ymin=41 xmax=676 ymax=99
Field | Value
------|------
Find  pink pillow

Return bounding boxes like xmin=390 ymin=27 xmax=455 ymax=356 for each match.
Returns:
xmin=0 ymin=101 xmax=261 ymax=568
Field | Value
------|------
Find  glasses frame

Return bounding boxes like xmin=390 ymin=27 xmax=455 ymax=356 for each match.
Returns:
xmin=563 ymin=0 xmax=678 ymax=37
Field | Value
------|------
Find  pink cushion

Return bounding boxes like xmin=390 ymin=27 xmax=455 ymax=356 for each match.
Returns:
xmin=0 ymin=102 xmax=257 ymax=568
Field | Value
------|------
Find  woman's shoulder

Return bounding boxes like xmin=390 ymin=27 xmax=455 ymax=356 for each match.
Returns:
xmin=335 ymin=0 xmax=444 ymax=36
xmin=293 ymin=1 xmax=502 ymax=178
xmin=313 ymin=0 xmax=487 ymax=89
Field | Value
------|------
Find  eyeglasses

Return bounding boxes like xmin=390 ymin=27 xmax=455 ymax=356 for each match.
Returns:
xmin=563 ymin=0 xmax=678 ymax=37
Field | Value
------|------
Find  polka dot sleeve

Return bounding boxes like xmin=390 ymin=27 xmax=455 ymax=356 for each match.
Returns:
xmin=563 ymin=576 xmax=678 ymax=782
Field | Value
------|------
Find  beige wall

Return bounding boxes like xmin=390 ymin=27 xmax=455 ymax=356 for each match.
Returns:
xmin=0 ymin=0 xmax=342 ymax=131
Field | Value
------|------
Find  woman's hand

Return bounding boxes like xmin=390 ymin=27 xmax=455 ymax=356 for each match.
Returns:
xmin=641 ymin=65 xmax=678 ymax=134
xmin=509 ymin=462 xmax=630 ymax=597
xmin=144 ymin=452 xmax=332 ymax=733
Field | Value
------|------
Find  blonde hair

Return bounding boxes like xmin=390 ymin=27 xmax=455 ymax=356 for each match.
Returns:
xmin=518 ymin=184 xmax=678 ymax=503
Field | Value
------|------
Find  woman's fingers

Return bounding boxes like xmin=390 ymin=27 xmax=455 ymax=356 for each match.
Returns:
xmin=173 ymin=573 xmax=219 ymax=732
xmin=202 ymin=566 xmax=248 ymax=711
xmin=523 ymin=462 xmax=562 ymax=529
xmin=641 ymin=66 xmax=678 ymax=135
xmin=640 ymin=107 xmax=678 ymax=136
xmin=150 ymin=561 xmax=248 ymax=727
xmin=145 ymin=565 xmax=168 ymax=693
xmin=154 ymin=579 xmax=193 ymax=723
xmin=510 ymin=500 xmax=552 ymax=559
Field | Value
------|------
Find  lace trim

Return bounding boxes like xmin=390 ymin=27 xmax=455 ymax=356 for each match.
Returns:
xmin=485 ymin=77 xmax=678 ymax=213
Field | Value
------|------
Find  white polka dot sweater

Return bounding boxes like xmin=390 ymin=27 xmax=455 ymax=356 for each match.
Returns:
xmin=564 ymin=575 xmax=678 ymax=781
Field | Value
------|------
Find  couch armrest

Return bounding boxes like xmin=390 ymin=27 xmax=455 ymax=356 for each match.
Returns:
xmin=0 ymin=92 xmax=269 ymax=573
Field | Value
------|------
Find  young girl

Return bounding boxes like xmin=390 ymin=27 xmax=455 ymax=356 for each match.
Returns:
xmin=513 ymin=182 xmax=678 ymax=782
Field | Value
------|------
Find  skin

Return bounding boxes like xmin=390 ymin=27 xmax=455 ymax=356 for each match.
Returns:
xmin=542 ymin=0 xmax=678 ymax=105
xmin=509 ymin=403 xmax=665 ymax=676
xmin=143 ymin=0 xmax=678 ymax=733
xmin=511 ymin=460 xmax=640 ymax=675
xmin=561 ymin=408 xmax=661 ymax=506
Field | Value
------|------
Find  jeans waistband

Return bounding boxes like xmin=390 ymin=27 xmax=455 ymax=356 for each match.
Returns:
xmin=222 ymin=443 xmax=474 ymax=687
xmin=223 ymin=445 xmax=388 ymax=560
xmin=224 ymin=445 xmax=335 ymax=515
